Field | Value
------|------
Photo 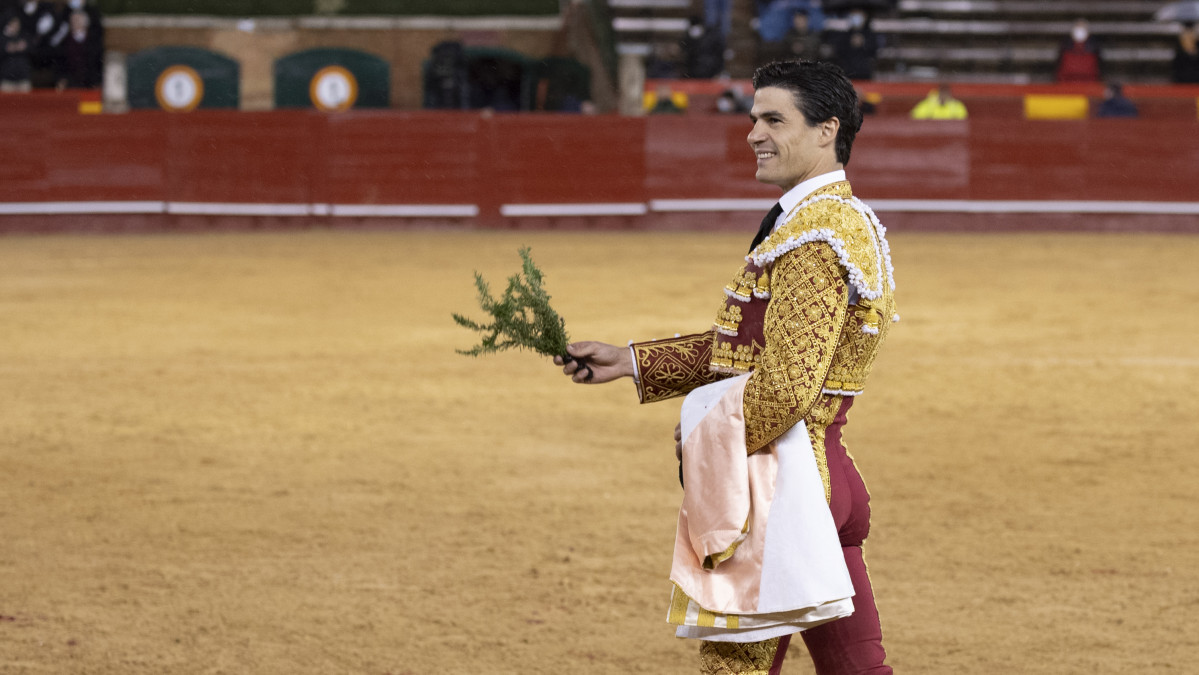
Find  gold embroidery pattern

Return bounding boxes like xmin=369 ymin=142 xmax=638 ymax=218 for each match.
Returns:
xmin=632 ymin=331 xmax=723 ymax=403
xmin=825 ymin=295 xmax=896 ymax=394
xmin=699 ymin=638 xmax=781 ymax=675
xmin=724 ymin=269 xmax=758 ymax=301
xmin=715 ymin=303 xmax=744 ymax=335
xmin=744 ymin=242 xmax=849 ymax=454
xmin=712 ymin=338 xmax=763 ymax=374
xmin=752 ymin=182 xmax=894 ymax=304
xmin=804 ymin=394 xmax=845 ymax=503
xmin=753 ymin=271 xmax=771 ymax=299
xmin=710 ymin=260 xmax=771 ymax=375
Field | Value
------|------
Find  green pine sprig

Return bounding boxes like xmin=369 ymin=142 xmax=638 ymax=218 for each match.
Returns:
xmin=452 ymin=247 xmax=571 ymax=358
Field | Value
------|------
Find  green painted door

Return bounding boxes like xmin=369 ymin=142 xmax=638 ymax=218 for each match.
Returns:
xmin=127 ymin=46 xmax=239 ymax=111
xmin=274 ymin=48 xmax=390 ymax=110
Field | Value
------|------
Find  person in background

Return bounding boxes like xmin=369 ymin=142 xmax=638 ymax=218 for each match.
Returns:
xmin=705 ymin=0 xmax=733 ymax=40
xmin=1056 ymin=18 xmax=1102 ymax=83
xmin=759 ymin=10 xmax=827 ymax=66
xmin=910 ymin=83 xmax=968 ymax=120
xmin=53 ymin=8 xmax=100 ymax=88
xmin=15 ymin=0 xmax=56 ymax=87
xmin=15 ymin=0 xmax=51 ymax=41
xmin=646 ymin=41 xmax=684 ymax=79
xmin=1 ymin=12 xmax=33 ymax=92
xmin=645 ymin=82 xmax=687 ymax=114
xmin=681 ymin=15 xmax=725 ymax=78
xmin=1095 ymin=81 xmax=1138 ymax=118
xmin=1173 ymin=22 xmax=1199 ymax=84
xmin=827 ymin=9 xmax=878 ymax=80
xmin=714 ymin=85 xmax=750 ymax=114
xmin=756 ymin=0 xmax=825 ymax=44
xmin=783 ymin=10 xmax=826 ymax=61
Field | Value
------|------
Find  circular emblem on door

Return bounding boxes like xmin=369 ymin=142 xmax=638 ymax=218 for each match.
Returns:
xmin=310 ymin=66 xmax=359 ymax=112
xmin=155 ymin=65 xmax=205 ymax=112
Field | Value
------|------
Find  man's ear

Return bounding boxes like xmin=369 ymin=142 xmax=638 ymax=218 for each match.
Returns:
xmin=820 ymin=117 xmax=841 ymax=147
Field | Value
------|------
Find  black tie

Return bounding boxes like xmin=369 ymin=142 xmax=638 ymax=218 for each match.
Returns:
xmin=749 ymin=202 xmax=783 ymax=253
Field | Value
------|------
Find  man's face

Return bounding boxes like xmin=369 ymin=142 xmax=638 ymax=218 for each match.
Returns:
xmin=747 ymin=86 xmax=837 ymax=192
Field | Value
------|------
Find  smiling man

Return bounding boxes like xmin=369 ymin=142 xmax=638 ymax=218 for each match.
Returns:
xmin=556 ymin=60 xmax=896 ymax=675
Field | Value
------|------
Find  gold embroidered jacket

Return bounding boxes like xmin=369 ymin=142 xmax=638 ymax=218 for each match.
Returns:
xmin=632 ymin=181 xmax=897 ymax=465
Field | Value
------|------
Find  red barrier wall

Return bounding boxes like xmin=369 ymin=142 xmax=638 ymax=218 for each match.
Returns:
xmin=2 ymin=97 xmax=1197 ymax=232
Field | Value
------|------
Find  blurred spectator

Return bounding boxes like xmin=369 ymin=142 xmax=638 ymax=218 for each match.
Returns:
xmin=910 ymin=83 xmax=968 ymax=119
xmin=756 ymin=0 xmax=825 ymax=43
xmin=644 ymin=83 xmax=687 ymax=114
xmin=783 ymin=11 xmax=826 ymax=60
xmin=1 ymin=12 xmax=32 ymax=92
xmin=53 ymin=8 xmax=101 ymax=89
xmin=827 ymin=9 xmax=879 ymax=80
xmin=858 ymin=92 xmax=877 ymax=116
xmin=15 ymin=0 xmax=57 ymax=86
xmin=1056 ymin=18 xmax=1102 ymax=83
xmin=680 ymin=15 xmax=725 ymax=78
xmin=467 ymin=57 xmax=522 ymax=111
xmin=15 ymin=0 xmax=52 ymax=41
xmin=759 ymin=10 xmax=828 ymax=66
xmin=645 ymin=41 xmax=683 ymax=79
xmin=1173 ymin=22 xmax=1199 ymax=84
xmin=1095 ymin=81 xmax=1138 ymax=118
xmin=66 ymin=1 xmax=102 ymax=43
xmin=714 ymin=85 xmax=750 ymax=113
xmin=705 ymin=0 xmax=732 ymax=40
xmin=424 ymin=41 xmax=468 ymax=109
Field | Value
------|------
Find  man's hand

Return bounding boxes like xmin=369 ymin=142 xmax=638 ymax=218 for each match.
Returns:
xmin=553 ymin=341 xmax=635 ymax=384
xmin=674 ymin=423 xmax=683 ymax=461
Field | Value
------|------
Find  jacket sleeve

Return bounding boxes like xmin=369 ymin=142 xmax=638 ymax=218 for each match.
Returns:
xmin=630 ymin=331 xmax=724 ymax=404
xmin=744 ymin=242 xmax=850 ymax=453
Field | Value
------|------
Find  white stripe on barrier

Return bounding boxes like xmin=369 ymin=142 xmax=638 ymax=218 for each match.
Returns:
xmin=650 ymin=199 xmax=775 ymax=212
xmin=500 ymin=203 xmax=649 ymax=217
xmin=866 ymin=199 xmax=1199 ymax=215
xmin=3 ymin=200 xmax=1197 ymax=218
xmin=330 ymin=204 xmax=479 ymax=217
xmin=0 ymin=201 xmax=165 ymax=215
xmin=651 ymin=198 xmax=1199 ymax=215
xmin=166 ymin=202 xmax=315 ymax=216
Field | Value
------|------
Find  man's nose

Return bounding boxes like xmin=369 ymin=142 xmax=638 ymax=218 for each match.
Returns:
xmin=747 ymin=122 xmax=764 ymax=145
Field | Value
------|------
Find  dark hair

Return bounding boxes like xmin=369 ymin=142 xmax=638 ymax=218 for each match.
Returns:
xmin=751 ymin=60 xmax=863 ymax=165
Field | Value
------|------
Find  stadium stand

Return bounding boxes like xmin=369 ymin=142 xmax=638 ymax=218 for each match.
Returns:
xmin=607 ymin=0 xmax=1184 ymax=82
xmin=875 ymin=0 xmax=1180 ymax=83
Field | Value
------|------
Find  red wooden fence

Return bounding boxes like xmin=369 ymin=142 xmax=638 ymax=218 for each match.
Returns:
xmin=2 ymin=92 xmax=1197 ymax=232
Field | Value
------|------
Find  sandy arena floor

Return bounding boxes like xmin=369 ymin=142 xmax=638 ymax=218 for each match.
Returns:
xmin=0 ymin=229 xmax=1196 ymax=674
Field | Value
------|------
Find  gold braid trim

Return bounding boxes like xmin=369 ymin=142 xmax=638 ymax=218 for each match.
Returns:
xmin=751 ymin=187 xmax=894 ymax=304
xmin=744 ymin=242 xmax=849 ymax=454
xmin=699 ymin=638 xmax=781 ymax=675
xmin=632 ymin=331 xmax=723 ymax=404
xmin=804 ymin=394 xmax=845 ymax=503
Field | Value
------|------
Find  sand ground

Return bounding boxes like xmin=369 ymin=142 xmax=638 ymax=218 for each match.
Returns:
xmin=0 ymin=229 xmax=1196 ymax=674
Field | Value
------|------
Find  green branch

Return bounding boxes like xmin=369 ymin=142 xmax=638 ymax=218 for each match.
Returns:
xmin=452 ymin=248 xmax=571 ymax=359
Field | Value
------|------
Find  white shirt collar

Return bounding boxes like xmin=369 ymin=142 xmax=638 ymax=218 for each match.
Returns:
xmin=774 ymin=169 xmax=846 ymax=229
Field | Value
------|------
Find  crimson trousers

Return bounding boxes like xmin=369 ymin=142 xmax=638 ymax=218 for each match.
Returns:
xmin=785 ymin=397 xmax=892 ymax=675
